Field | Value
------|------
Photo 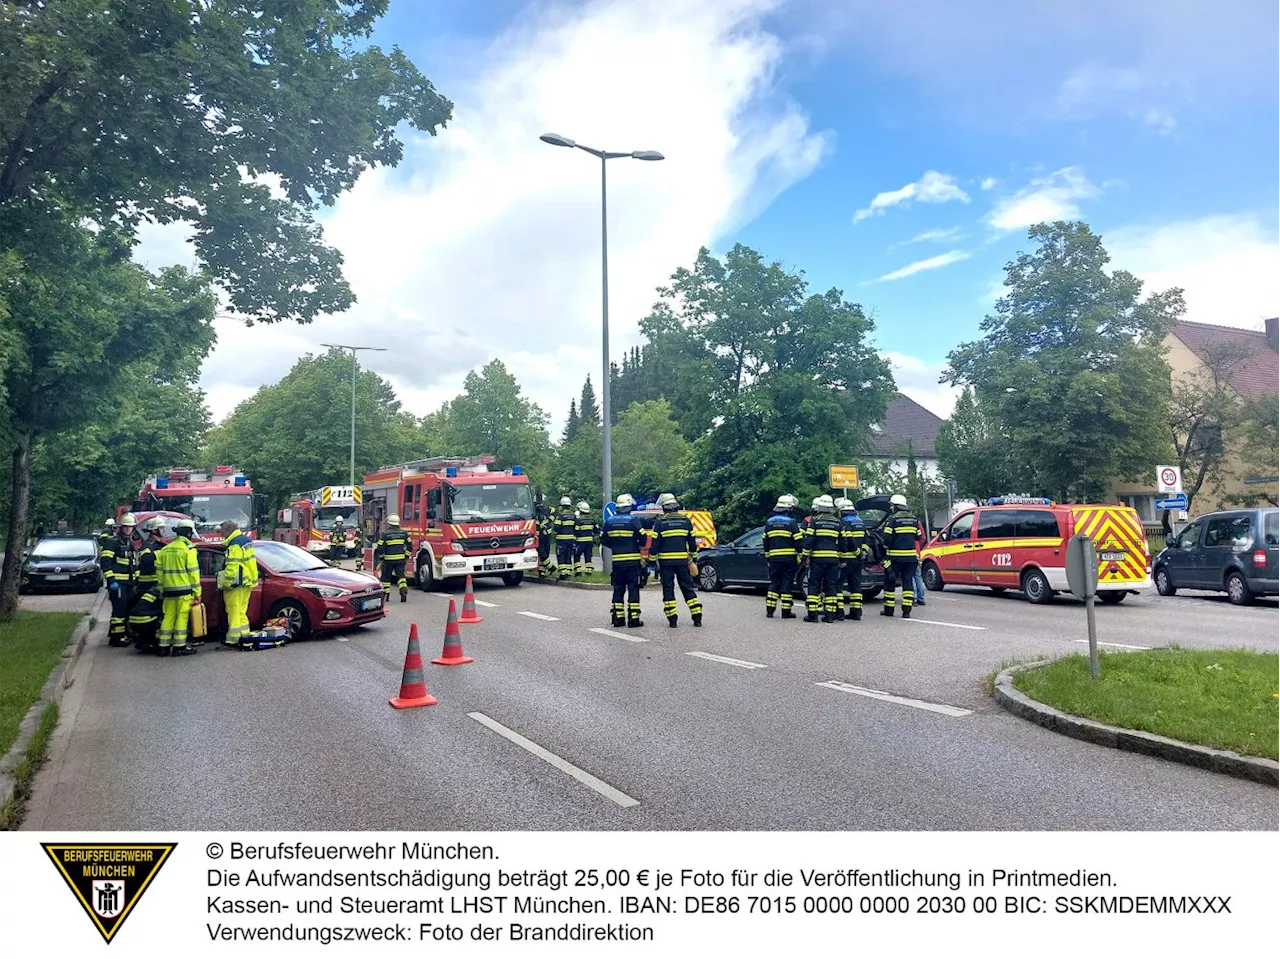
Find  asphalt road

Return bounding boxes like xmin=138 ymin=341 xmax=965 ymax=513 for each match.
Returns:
xmin=24 ymin=575 xmax=1278 ymax=832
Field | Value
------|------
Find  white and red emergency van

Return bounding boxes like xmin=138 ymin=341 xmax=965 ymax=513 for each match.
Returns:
xmin=361 ymin=456 xmax=538 ymax=588
xmin=127 ymin=466 xmax=261 ymax=543
xmin=275 ymin=485 xmax=363 ymax=556
xmin=919 ymin=496 xmax=1152 ymax=604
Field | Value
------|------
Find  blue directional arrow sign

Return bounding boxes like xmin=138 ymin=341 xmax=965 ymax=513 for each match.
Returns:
xmin=603 ymin=502 xmax=617 ymax=522
xmin=1155 ymin=493 xmax=1187 ymax=510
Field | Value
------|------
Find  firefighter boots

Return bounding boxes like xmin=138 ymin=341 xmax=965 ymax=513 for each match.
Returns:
xmin=692 ymin=613 xmax=702 ymax=627
xmin=902 ymin=608 xmax=912 ymax=619
xmin=766 ymin=608 xmax=775 ymax=618
xmin=881 ymin=607 xmax=894 ymax=617
xmin=851 ymin=608 xmax=862 ymax=621
xmin=803 ymin=613 xmax=819 ymax=623
xmin=781 ymin=609 xmax=797 ymax=619
xmin=400 ymin=587 xmax=408 ymax=603
xmin=667 ymin=615 xmax=678 ymax=628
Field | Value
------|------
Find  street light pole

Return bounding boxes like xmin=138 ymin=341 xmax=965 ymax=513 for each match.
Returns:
xmin=320 ymin=343 xmax=387 ymax=487
xmin=540 ymin=133 xmax=663 ymax=575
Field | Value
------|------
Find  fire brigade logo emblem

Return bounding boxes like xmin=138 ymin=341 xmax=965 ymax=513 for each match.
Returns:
xmin=42 ymin=842 xmax=176 ymax=943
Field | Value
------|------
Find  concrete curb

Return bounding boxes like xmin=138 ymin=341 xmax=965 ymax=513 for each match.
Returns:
xmin=993 ymin=661 xmax=1279 ymax=787
xmin=0 ymin=591 xmax=108 ymax=808
xmin=523 ymin=576 xmax=613 ymax=592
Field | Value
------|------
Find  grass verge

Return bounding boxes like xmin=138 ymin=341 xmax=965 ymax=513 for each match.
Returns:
xmin=983 ymin=656 xmax=1045 ymax=698
xmin=1012 ymin=646 xmax=1279 ymax=760
xmin=0 ymin=611 xmax=81 ymax=757
xmin=0 ymin=701 xmax=58 ymax=830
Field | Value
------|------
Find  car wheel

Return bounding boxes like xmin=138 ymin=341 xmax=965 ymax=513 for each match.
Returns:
xmin=1226 ymin=571 xmax=1254 ymax=606
xmin=699 ymin=562 xmax=722 ymax=591
xmin=1021 ymin=567 xmax=1054 ymax=604
xmin=1155 ymin=567 xmax=1176 ymax=596
xmin=501 ymin=571 xmax=524 ymax=586
xmin=415 ymin=552 xmax=434 ymax=591
xmin=921 ymin=560 xmax=944 ymax=591
xmin=269 ymin=600 xmax=311 ymax=641
xmin=1097 ymin=592 xmax=1126 ymax=605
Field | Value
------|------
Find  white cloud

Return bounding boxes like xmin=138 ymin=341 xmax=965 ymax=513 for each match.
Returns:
xmin=872 ymin=249 xmax=970 ymax=283
xmin=853 ymin=171 xmax=969 ymax=223
xmin=1143 ymin=108 xmax=1176 ymax=135
xmin=891 ymin=226 xmax=963 ymax=248
xmin=985 ymin=166 xmax=1100 ymax=232
xmin=1104 ymin=213 xmax=1279 ymax=327
xmin=980 ymin=177 xmax=997 ymax=191
xmin=137 ymin=0 xmax=829 ymax=426
xmin=881 ymin=352 xmax=960 ymax=419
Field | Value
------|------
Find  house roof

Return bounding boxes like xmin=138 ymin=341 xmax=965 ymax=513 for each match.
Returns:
xmin=866 ymin=393 xmax=945 ymax=458
xmin=1169 ymin=320 xmax=1278 ymax=401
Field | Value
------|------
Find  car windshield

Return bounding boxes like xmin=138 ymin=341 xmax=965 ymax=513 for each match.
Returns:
xmin=252 ymin=540 xmax=330 ymax=573
xmin=450 ymin=483 xmax=534 ymax=521
xmin=158 ymin=493 xmax=254 ymax=532
xmin=314 ymin=506 xmax=359 ymax=530
xmin=31 ymin=539 xmax=96 ymax=560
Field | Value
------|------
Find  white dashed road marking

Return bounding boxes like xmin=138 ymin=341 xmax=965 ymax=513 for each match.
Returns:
xmin=905 ymin=618 xmax=988 ymax=631
xmin=473 ymin=600 xmax=499 ymax=608
xmin=817 ymin=681 xmax=972 ymax=717
xmin=518 ymin=611 xmax=559 ymax=622
xmin=686 ymin=651 xmax=768 ymax=670
xmin=1074 ymin=639 xmax=1151 ymax=650
xmin=468 ymin=712 xmax=639 ymax=808
xmin=589 ymin=627 xmax=648 ymax=644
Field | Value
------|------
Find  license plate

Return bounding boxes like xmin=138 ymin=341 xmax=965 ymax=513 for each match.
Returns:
xmin=46 ymin=574 xmax=70 ymax=581
xmin=1100 ymin=551 xmax=1127 ymax=562
xmin=482 ymin=558 xmax=507 ymax=570
xmin=361 ymin=597 xmax=382 ymax=611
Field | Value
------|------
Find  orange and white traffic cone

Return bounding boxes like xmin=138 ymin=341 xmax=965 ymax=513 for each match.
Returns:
xmin=389 ymin=623 xmax=438 ymax=708
xmin=459 ymin=574 xmax=484 ymax=624
xmin=432 ymin=599 xmax=474 ymax=666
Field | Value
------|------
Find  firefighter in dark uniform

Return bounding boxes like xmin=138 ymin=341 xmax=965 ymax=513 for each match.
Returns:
xmin=835 ymin=497 xmax=867 ymax=620
xmin=102 ymin=513 xmax=138 ymax=646
xmin=601 ymin=493 xmax=645 ymax=627
xmin=376 ymin=513 xmax=410 ymax=602
xmin=801 ymin=496 xmax=844 ymax=622
xmin=651 ymin=493 xmax=703 ymax=628
xmin=554 ymin=496 xmax=577 ymax=581
xmin=129 ymin=517 xmax=167 ymax=652
xmin=881 ymin=494 xmax=919 ymax=618
xmin=330 ymin=517 xmax=347 ymax=559
xmin=535 ymin=503 xmax=556 ymax=578
xmin=763 ymin=494 xmax=803 ymax=618
xmin=97 ymin=518 xmax=116 ymax=553
xmin=573 ymin=500 xmax=598 ymax=577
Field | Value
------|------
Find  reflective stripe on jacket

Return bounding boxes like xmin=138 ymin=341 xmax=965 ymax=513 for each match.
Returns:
xmin=574 ymin=515 xmax=598 ymax=543
xmin=554 ymin=510 xmax=578 ymax=542
xmin=101 ymin=534 xmax=136 ymax=584
xmin=883 ymin=511 xmax=920 ymax=559
xmin=377 ymin=529 xmax=409 ymax=562
xmin=651 ymin=513 xmax=696 ymax=563
xmin=841 ymin=514 xmax=867 ymax=559
xmin=157 ymin=537 xmax=201 ymax=598
xmin=219 ymin=530 xmax=259 ymax=590
xmin=764 ymin=512 xmax=803 ymax=559
xmin=601 ymin=514 xmax=644 ymax=564
xmin=802 ymin=514 xmax=844 ymax=561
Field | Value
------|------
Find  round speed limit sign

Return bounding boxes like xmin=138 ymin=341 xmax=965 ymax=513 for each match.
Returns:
xmin=1160 ymin=467 xmax=1178 ymax=488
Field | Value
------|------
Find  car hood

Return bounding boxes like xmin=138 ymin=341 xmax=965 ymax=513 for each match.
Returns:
xmin=276 ymin=565 xmax=381 ymax=590
xmin=27 ymin=558 xmax=96 ymax=570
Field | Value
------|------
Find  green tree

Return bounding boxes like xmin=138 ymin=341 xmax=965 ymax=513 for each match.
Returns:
xmin=944 ymin=221 xmax=1179 ymax=502
xmin=1166 ymin=341 xmax=1256 ymax=524
xmin=0 ymin=218 xmax=215 ymax=616
xmin=562 ymin=399 xmax=581 ymax=442
xmin=641 ymin=245 xmax=895 ymax=536
xmin=202 ymin=349 xmax=421 ymax=510
xmin=578 ymin=376 xmax=600 ymax=426
xmin=0 ymin=0 xmax=451 ymax=324
xmin=935 ymin=387 xmax=1029 ymax=498
xmin=429 ymin=360 xmax=551 ymax=481
xmin=549 ymin=421 xmax=602 ymax=507
xmin=1225 ymin=394 xmax=1279 ymax=507
xmin=611 ymin=399 xmax=692 ymax=500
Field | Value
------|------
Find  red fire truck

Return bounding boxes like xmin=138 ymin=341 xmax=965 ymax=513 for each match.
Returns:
xmin=126 ymin=466 xmax=262 ymax=544
xmin=275 ymin=485 xmax=363 ymax=557
xmin=361 ymin=456 xmax=538 ymax=589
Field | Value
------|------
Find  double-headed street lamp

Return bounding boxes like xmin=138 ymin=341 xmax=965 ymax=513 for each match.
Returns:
xmin=540 ymin=132 xmax=664 ymax=573
xmin=320 ymin=343 xmax=388 ymax=487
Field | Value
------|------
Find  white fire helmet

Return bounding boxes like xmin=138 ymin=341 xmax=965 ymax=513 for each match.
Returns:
xmin=811 ymin=495 xmax=835 ymax=512
xmin=889 ymin=494 xmax=908 ymax=509
xmin=560 ymin=496 xmax=573 ymax=507
xmin=834 ymin=497 xmax=854 ymax=511
xmin=119 ymin=513 xmax=137 ymax=528
xmin=577 ymin=500 xmax=590 ymax=513
xmin=104 ymin=518 xmax=117 ymax=528
xmin=773 ymin=497 xmax=792 ymax=511
xmin=141 ymin=517 xmax=166 ymax=534
xmin=387 ymin=513 xmax=401 ymax=526
xmin=657 ymin=492 xmax=680 ymax=511
xmin=615 ymin=493 xmax=636 ymax=510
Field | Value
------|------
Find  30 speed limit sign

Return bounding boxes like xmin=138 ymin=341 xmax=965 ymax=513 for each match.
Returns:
xmin=1156 ymin=465 xmax=1182 ymax=494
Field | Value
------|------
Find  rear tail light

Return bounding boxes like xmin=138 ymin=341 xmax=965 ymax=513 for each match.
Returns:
xmin=1254 ymin=550 xmax=1267 ymax=567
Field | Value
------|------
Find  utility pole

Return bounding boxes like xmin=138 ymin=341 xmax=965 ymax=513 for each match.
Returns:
xmin=320 ymin=343 xmax=387 ymax=487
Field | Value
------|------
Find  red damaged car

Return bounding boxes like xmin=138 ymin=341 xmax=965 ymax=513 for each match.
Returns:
xmin=194 ymin=539 xmax=386 ymax=641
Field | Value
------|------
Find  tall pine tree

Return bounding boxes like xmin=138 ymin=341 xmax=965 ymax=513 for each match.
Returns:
xmin=579 ymin=376 xmax=600 ymax=425
xmin=563 ymin=398 xmax=581 ymax=442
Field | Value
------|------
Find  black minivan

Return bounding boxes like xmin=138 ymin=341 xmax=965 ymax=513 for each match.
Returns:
xmin=1154 ymin=508 xmax=1279 ymax=604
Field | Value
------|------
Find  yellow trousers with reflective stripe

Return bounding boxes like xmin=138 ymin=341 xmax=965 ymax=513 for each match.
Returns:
xmin=223 ymin=586 xmax=252 ymax=644
xmin=160 ymin=595 xmax=193 ymax=648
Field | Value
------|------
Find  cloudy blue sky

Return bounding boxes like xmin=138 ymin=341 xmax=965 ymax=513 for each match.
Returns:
xmin=134 ymin=0 xmax=1279 ymax=426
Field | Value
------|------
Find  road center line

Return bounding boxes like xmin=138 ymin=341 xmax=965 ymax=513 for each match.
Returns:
xmin=589 ymin=627 xmax=648 ymax=643
xmin=467 ymin=712 xmax=639 ymax=808
xmin=905 ymin=617 xmax=987 ymax=631
xmin=817 ymin=681 xmax=972 ymax=717
xmin=1074 ymin=639 xmax=1151 ymax=650
xmin=518 ymin=611 xmax=560 ymax=622
xmin=686 ymin=651 xmax=768 ymax=670
xmin=473 ymin=599 xmax=499 ymax=608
